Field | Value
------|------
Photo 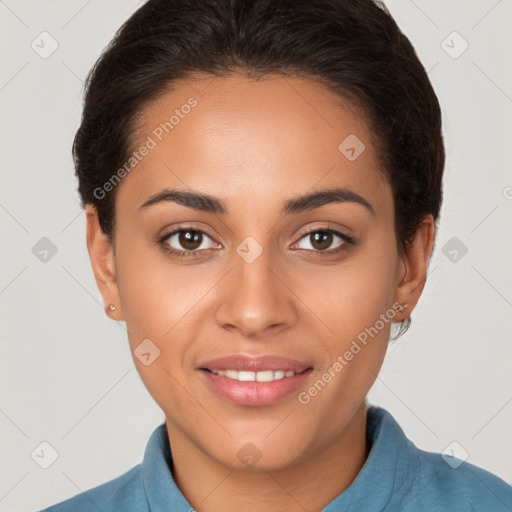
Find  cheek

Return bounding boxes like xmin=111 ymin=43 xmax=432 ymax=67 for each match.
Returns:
xmin=115 ymin=241 xmax=207 ymax=338
xmin=295 ymin=254 xmax=397 ymax=436
xmin=305 ymin=244 xmax=397 ymax=343
xmin=299 ymin=230 xmax=399 ymax=408
xmin=114 ymin=245 xmax=218 ymax=405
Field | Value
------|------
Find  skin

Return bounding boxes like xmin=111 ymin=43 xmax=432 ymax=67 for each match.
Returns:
xmin=86 ymin=72 xmax=434 ymax=512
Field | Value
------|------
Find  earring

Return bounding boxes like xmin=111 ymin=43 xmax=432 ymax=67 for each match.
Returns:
xmin=108 ymin=304 xmax=116 ymax=312
xmin=398 ymin=303 xmax=408 ymax=312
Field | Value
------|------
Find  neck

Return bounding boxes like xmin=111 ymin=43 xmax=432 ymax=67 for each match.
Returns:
xmin=166 ymin=403 xmax=369 ymax=512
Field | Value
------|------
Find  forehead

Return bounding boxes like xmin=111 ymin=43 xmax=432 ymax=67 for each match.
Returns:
xmin=115 ymin=73 xmax=391 ymax=217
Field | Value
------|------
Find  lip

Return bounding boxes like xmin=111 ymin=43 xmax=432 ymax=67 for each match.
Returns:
xmin=198 ymin=354 xmax=313 ymax=407
xmin=198 ymin=354 xmax=311 ymax=373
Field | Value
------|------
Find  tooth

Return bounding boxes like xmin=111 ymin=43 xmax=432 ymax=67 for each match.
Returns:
xmin=237 ymin=371 xmax=256 ymax=381
xmin=210 ymin=369 xmax=298 ymax=381
xmin=256 ymin=370 xmax=275 ymax=382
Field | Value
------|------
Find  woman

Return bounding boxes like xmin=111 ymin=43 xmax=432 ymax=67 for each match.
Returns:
xmin=39 ymin=0 xmax=512 ymax=510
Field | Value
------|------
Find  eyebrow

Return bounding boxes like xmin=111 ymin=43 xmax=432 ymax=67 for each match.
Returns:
xmin=139 ymin=186 xmax=375 ymax=216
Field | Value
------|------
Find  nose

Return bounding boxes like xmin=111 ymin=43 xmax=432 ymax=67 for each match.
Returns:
xmin=214 ymin=244 xmax=299 ymax=339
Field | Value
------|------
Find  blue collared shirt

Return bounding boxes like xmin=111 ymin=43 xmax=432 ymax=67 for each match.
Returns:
xmin=38 ymin=406 xmax=512 ymax=511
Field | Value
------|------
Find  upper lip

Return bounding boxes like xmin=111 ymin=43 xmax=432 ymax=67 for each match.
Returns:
xmin=198 ymin=354 xmax=312 ymax=373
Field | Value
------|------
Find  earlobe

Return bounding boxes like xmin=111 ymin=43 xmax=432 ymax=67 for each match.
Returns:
xmin=85 ymin=204 xmax=123 ymax=320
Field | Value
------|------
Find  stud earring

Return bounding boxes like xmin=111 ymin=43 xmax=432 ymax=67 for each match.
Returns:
xmin=398 ymin=303 xmax=408 ymax=312
xmin=108 ymin=304 xmax=116 ymax=312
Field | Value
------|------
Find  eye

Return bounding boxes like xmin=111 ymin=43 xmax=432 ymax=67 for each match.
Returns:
xmin=158 ymin=225 xmax=354 ymax=259
xmin=158 ymin=227 xmax=220 ymax=258
xmin=293 ymin=227 xmax=354 ymax=255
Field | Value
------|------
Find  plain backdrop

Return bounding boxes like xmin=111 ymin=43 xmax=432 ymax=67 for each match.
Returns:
xmin=1 ymin=1 xmax=511 ymax=511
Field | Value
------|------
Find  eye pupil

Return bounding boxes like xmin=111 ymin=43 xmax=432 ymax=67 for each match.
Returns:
xmin=311 ymin=231 xmax=332 ymax=250
xmin=179 ymin=230 xmax=201 ymax=250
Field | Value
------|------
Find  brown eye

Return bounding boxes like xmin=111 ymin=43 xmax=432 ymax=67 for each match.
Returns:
xmin=294 ymin=228 xmax=353 ymax=254
xmin=309 ymin=231 xmax=334 ymax=251
xmin=178 ymin=230 xmax=202 ymax=250
xmin=160 ymin=227 xmax=219 ymax=256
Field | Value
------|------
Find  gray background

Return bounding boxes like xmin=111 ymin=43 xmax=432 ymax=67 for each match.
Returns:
xmin=1 ymin=1 xmax=511 ymax=510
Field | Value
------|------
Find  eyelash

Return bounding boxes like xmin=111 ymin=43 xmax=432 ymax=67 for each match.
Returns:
xmin=158 ymin=225 xmax=354 ymax=259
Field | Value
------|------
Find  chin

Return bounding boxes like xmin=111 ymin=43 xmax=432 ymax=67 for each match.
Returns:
xmin=206 ymin=434 xmax=310 ymax=473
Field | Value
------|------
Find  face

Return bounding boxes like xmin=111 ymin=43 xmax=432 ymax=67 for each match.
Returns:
xmin=87 ymin=72 xmax=430 ymax=472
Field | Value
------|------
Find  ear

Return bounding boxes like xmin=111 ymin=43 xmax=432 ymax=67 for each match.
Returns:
xmin=393 ymin=214 xmax=435 ymax=321
xmin=85 ymin=204 xmax=123 ymax=320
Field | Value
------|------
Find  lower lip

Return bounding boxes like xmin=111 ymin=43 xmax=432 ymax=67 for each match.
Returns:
xmin=200 ymin=369 xmax=312 ymax=406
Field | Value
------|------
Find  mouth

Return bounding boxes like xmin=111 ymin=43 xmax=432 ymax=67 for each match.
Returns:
xmin=205 ymin=368 xmax=299 ymax=382
xmin=198 ymin=354 xmax=313 ymax=407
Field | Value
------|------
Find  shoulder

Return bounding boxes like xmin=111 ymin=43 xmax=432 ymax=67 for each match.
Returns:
xmin=37 ymin=463 xmax=147 ymax=512
xmin=407 ymin=447 xmax=512 ymax=511
xmin=367 ymin=407 xmax=512 ymax=512
xmin=37 ymin=422 xmax=185 ymax=512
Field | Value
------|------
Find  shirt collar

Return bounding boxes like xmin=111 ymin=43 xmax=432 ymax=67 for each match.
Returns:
xmin=142 ymin=421 xmax=192 ymax=512
xmin=323 ymin=406 xmax=418 ymax=511
xmin=142 ymin=406 xmax=414 ymax=511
